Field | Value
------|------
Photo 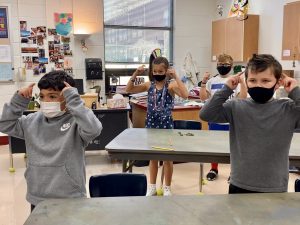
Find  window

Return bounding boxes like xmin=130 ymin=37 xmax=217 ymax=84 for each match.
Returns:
xmin=103 ymin=0 xmax=173 ymax=64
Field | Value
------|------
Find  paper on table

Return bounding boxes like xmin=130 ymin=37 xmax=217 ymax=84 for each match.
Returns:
xmin=183 ymin=101 xmax=204 ymax=107
xmin=130 ymin=92 xmax=148 ymax=99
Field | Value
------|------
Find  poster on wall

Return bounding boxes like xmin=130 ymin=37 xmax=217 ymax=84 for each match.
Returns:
xmin=0 ymin=63 xmax=12 ymax=80
xmin=20 ymin=21 xmax=27 ymax=31
xmin=229 ymin=0 xmax=249 ymax=19
xmin=54 ymin=13 xmax=73 ymax=36
xmin=0 ymin=7 xmax=8 ymax=38
xmin=19 ymin=22 xmax=74 ymax=75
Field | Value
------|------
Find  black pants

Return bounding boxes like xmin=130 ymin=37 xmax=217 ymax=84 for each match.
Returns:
xmin=31 ymin=204 xmax=35 ymax=212
xmin=229 ymin=183 xmax=262 ymax=194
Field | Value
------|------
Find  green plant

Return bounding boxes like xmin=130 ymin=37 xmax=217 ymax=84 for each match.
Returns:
xmin=233 ymin=65 xmax=246 ymax=74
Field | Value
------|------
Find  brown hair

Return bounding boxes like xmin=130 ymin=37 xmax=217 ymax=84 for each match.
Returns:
xmin=245 ymin=54 xmax=282 ymax=80
xmin=217 ymin=54 xmax=233 ymax=65
xmin=148 ymin=56 xmax=169 ymax=81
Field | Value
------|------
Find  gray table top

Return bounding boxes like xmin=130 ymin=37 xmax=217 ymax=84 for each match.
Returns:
xmin=105 ymin=128 xmax=300 ymax=165
xmin=25 ymin=193 xmax=300 ymax=225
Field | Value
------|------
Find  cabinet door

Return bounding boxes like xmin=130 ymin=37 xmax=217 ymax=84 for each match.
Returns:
xmin=225 ymin=17 xmax=244 ymax=62
xmin=282 ymin=2 xmax=300 ymax=60
xmin=243 ymin=15 xmax=259 ymax=61
xmin=212 ymin=15 xmax=258 ymax=62
xmin=212 ymin=19 xmax=226 ymax=61
xmin=85 ymin=110 xmax=129 ymax=150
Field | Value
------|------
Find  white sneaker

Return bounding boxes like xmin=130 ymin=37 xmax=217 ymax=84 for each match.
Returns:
xmin=163 ymin=186 xmax=172 ymax=196
xmin=146 ymin=184 xmax=157 ymax=196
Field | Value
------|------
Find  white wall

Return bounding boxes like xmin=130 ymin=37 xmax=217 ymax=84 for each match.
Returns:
xmin=173 ymin=0 xmax=215 ymax=82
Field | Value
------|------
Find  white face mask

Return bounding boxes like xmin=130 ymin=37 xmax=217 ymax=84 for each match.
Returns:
xmin=40 ymin=101 xmax=65 ymax=118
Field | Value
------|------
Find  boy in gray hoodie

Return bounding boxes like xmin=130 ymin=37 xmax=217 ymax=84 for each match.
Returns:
xmin=200 ymin=54 xmax=300 ymax=193
xmin=0 ymin=71 xmax=102 ymax=210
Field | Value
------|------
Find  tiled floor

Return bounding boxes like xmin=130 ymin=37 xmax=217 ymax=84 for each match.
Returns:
xmin=0 ymin=144 xmax=299 ymax=225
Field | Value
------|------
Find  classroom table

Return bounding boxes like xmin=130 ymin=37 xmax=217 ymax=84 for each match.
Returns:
xmin=106 ymin=128 xmax=300 ymax=166
xmin=24 ymin=193 xmax=300 ymax=225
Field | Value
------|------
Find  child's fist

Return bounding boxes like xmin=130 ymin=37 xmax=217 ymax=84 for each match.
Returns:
xmin=281 ymin=74 xmax=298 ymax=93
xmin=135 ymin=65 xmax=146 ymax=76
xmin=18 ymin=83 xmax=35 ymax=98
xmin=226 ymin=72 xmax=243 ymax=90
xmin=61 ymin=81 xmax=72 ymax=95
xmin=166 ymin=68 xmax=177 ymax=79
xmin=202 ymin=72 xmax=210 ymax=83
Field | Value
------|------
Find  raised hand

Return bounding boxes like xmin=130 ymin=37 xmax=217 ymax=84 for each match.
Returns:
xmin=61 ymin=81 xmax=72 ymax=94
xmin=202 ymin=72 xmax=211 ymax=84
xmin=18 ymin=83 xmax=35 ymax=98
xmin=135 ymin=65 xmax=146 ymax=76
xmin=226 ymin=72 xmax=244 ymax=90
xmin=281 ymin=73 xmax=298 ymax=93
xmin=166 ymin=68 xmax=177 ymax=80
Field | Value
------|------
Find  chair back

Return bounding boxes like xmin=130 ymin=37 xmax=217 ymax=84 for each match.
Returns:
xmin=173 ymin=120 xmax=201 ymax=130
xmin=89 ymin=173 xmax=147 ymax=197
xmin=295 ymin=179 xmax=300 ymax=192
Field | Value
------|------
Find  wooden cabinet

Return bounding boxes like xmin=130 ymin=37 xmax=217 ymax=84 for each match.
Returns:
xmin=212 ymin=15 xmax=259 ymax=62
xmin=282 ymin=1 xmax=300 ymax=60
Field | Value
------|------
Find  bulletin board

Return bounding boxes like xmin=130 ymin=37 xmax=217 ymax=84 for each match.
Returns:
xmin=0 ymin=6 xmax=13 ymax=82
xmin=20 ymin=13 xmax=74 ymax=76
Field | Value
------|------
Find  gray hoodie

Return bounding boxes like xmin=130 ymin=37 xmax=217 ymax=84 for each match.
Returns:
xmin=200 ymin=85 xmax=300 ymax=192
xmin=0 ymin=88 xmax=102 ymax=205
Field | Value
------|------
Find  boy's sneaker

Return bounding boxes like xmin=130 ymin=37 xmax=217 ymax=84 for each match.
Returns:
xmin=206 ymin=169 xmax=218 ymax=181
xmin=163 ymin=186 xmax=172 ymax=196
xmin=146 ymin=184 xmax=157 ymax=196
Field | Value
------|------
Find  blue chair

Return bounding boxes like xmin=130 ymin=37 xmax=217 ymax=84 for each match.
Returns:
xmin=174 ymin=120 xmax=202 ymax=130
xmin=160 ymin=120 xmax=203 ymax=192
xmin=295 ymin=179 xmax=300 ymax=192
xmin=89 ymin=173 xmax=147 ymax=197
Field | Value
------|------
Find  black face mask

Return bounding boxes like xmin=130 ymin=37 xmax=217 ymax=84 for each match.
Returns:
xmin=217 ymin=66 xmax=232 ymax=76
xmin=248 ymin=84 xmax=276 ymax=104
xmin=153 ymin=74 xmax=166 ymax=82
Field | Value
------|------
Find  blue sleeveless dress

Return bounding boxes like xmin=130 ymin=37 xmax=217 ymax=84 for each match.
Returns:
xmin=145 ymin=81 xmax=174 ymax=129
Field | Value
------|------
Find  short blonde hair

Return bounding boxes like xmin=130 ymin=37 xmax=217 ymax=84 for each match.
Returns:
xmin=217 ymin=54 xmax=233 ymax=65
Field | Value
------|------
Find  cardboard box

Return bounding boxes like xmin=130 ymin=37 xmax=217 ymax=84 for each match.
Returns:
xmin=107 ymin=98 xmax=127 ymax=108
xmin=80 ymin=94 xmax=98 ymax=108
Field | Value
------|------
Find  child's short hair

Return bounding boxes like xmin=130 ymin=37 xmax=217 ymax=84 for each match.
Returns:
xmin=245 ymin=54 xmax=282 ymax=80
xmin=38 ymin=71 xmax=75 ymax=91
xmin=217 ymin=54 xmax=233 ymax=65
xmin=149 ymin=56 xmax=170 ymax=81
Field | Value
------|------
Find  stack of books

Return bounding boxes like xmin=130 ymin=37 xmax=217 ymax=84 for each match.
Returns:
xmin=129 ymin=92 xmax=148 ymax=104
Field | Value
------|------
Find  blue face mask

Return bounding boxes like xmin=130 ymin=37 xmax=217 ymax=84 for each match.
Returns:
xmin=153 ymin=74 xmax=166 ymax=81
xmin=247 ymin=84 xmax=276 ymax=104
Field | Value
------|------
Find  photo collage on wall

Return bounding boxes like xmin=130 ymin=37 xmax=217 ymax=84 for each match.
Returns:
xmin=20 ymin=15 xmax=73 ymax=76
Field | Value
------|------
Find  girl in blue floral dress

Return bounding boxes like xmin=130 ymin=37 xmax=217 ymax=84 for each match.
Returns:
xmin=126 ymin=56 xmax=188 ymax=196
